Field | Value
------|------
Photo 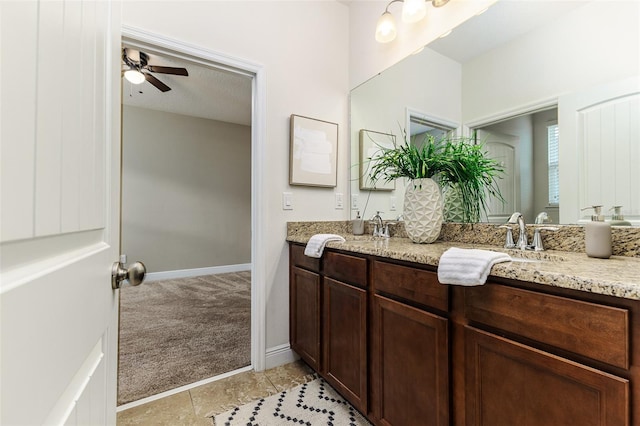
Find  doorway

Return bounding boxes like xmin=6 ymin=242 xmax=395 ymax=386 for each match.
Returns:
xmin=117 ymin=29 xmax=265 ymax=409
xmin=473 ymin=106 xmax=559 ymax=224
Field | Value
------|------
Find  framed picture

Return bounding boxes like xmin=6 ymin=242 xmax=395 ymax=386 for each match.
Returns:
xmin=289 ymin=115 xmax=339 ymax=187
xmin=359 ymin=129 xmax=396 ymax=191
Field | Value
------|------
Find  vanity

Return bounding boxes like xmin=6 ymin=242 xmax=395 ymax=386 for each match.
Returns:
xmin=287 ymin=223 xmax=640 ymax=426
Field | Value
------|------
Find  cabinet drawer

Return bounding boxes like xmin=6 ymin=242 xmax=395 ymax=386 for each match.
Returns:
xmin=323 ymin=251 xmax=367 ymax=288
xmin=290 ymin=243 xmax=320 ymax=272
xmin=372 ymin=260 xmax=449 ymax=312
xmin=465 ymin=284 xmax=629 ymax=369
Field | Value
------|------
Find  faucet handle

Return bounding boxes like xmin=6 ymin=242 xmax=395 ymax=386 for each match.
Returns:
xmin=507 ymin=212 xmax=523 ymax=224
xmin=499 ymin=225 xmax=516 ymax=249
xmin=535 ymin=211 xmax=550 ymax=224
xmin=532 ymin=227 xmax=559 ymax=251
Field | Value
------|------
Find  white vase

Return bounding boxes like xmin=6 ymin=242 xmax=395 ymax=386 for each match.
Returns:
xmin=443 ymin=183 xmax=465 ymax=223
xmin=403 ymin=178 xmax=443 ymax=243
xmin=443 ymin=183 xmax=480 ymax=223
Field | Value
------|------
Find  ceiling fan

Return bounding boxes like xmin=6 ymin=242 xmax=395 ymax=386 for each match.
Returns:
xmin=122 ymin=48 xmax=189 ymax=92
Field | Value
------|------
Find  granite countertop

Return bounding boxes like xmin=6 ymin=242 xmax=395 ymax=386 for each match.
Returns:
xmin=287 ymin=233 xmax=640 ymax=301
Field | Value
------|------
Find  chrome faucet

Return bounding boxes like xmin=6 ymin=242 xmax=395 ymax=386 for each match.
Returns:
xmin=507 ymin=212 xmax=528 ymax=250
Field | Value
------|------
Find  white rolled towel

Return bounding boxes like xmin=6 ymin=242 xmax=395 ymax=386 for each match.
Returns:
xmin=304 ymin=234 xmax=346 ymax=258
xmin=437 ymin=247 xmax=511 ymax=286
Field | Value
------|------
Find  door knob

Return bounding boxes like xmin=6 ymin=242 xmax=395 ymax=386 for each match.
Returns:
xmin=112 ymin=260 xmax=146 ymax=289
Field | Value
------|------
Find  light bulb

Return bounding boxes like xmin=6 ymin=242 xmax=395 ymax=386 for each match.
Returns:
xmin=124 ymin=69 xmax=145 ymax=85
xmin=375 ymin=11 xmax=397 ymax=43
xmin=432 ymin=0 xmax=449 ymax=7
xmin=402 ymin=0 xmax=427 ymax=23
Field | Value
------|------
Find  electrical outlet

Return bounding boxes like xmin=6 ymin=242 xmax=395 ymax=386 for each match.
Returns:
xmin=335 ymin=193 xmax=344 ymax=209
xmin=282 ymin=192 xmax=293 ymax=210
xmin=351 ymin=194 xmax=359 ymax=209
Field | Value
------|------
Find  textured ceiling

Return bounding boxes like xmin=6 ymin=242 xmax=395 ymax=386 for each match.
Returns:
xmin=121 ymin=48 xmax=252 ymax=126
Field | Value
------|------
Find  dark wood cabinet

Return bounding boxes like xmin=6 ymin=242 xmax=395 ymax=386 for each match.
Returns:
xmin=288 ymin=242 xmax=637 ymax=426
xmin=465 ymin=326 xmax=629 ymax=426
xmin=289 ymin=244 xmax=368 ymax=413
xmin=371 ymin=294 xmax=449 ymax=426
xmin=289 ymin=244 xmax=321 ymax=371
xmin=323 ymin=276 xmax=368 ymax=412
xmin=289 ymin=265 xmax=321 ymax=371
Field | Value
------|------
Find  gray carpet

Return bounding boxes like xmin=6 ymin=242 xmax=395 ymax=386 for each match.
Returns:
xmin=117 ymin=272 xmax=251 ymax=405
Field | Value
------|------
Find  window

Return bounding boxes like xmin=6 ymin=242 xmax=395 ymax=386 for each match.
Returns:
xmin=547 ymin=124 xmax=559 ymax=205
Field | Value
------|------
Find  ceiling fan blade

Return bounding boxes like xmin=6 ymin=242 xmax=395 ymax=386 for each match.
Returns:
xmin=146 ymin=65 xmax=189 ymax=76
xmin=144 ymin=73 xmax=171 ymax=92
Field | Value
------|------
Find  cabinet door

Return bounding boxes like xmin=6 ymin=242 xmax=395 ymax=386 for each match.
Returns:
xmin=371 ymin=294 xmax=449 ymax=426
xmin=323 ymin=277 xmax=367 ymax=413
xmin=290 ymin=266 xmax=321 ymax=371
xmin=465 ymin=326 xmax=629 ymax=426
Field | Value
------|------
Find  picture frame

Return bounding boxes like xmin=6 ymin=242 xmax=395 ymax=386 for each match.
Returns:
xmin=289 ymin=114 xmax=338 ymax=187
xmin=359 ymin=129 xmax=396 ymax=191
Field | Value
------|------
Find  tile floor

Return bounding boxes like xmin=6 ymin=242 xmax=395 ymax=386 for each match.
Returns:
xmin=116 ymin=360 xmax=316 ymax=425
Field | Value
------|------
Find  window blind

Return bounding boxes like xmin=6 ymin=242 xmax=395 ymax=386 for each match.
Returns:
xmin=548 ymin=124 xmax=559 ymax=205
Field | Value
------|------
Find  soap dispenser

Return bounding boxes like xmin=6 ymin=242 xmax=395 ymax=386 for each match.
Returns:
xmin=352 ymin=211 xmax=365 ymax=235
xmin=609 ymin=206 xmax=632 ymax=226
xmin=581 ymin=205 xmax=612 ymax=259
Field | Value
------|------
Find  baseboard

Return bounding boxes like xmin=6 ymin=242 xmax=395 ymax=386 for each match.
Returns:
xmin=144 ymin=263 xmax=251 ymax=282
xmin=265 ymin=343 xmax=298 ymax=370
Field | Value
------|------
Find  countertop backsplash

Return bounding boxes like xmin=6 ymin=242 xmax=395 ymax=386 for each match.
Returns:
xmin=287 ymin=221 xmax=640 ymax=258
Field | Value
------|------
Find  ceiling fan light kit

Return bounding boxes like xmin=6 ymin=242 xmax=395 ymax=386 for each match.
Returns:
xmin=124 ymin=69 xmax=145 ymax=85
xmin=375 ymin=0 xmax=450 ymax=43
xmin=122 ymin=48 xmax=189 ymax=92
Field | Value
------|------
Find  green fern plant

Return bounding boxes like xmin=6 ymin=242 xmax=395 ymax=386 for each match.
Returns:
xmin=368 ymin=131 xmax=504 ymax=223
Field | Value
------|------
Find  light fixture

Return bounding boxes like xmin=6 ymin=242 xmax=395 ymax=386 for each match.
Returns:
xmin=124 ymin=69 xmax=145 ymax=85
xmin=431 ymin=0 xmax=449 ymax=7
xmin=375 ymin=0 xmax=449 ymax=43
xmin=402 ymin=0 xmax=427 ymax=23
xmin=375 ymin=10 xmax=398 ymax=43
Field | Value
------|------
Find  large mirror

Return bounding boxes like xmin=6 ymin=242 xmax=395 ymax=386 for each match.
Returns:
xmin=350 ymin=0 xmax=640 ymax=225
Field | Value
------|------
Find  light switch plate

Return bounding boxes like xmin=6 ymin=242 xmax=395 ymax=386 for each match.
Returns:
xmin=282 ymin=192 xmax=293 ymax=210
xmin=390 ymin=196 xmax=397 ymax=211
xmin=351 ymin=194 xmax=359 ymax=209
xmin=335 ymin=193 xmax=344 ymax=209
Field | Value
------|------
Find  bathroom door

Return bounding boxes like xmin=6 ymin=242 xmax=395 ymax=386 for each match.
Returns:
xmin=1 ymin=1 xmax=122 ymax=424
xmin=476 ymin=129 xmax=520 ymax=222
xmin=558 ymin=76 xmax=640 ymax=224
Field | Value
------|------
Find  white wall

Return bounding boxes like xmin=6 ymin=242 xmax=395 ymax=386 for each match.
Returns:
xmin=350 ymin=47 xmax=462 ymax=220
xmin=347 ymin=0 xmax=497 ymax=89
xmin=121 ymin=106 xmax=251 ymax=273
xmin=122 ymin=1 xmax=349 ymax=352
xmin=462 ymin=0 xmax=640 ymax=123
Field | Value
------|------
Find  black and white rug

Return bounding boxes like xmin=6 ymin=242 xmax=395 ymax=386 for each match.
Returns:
xmin=214 ymin=378 xmax=371 ymax=425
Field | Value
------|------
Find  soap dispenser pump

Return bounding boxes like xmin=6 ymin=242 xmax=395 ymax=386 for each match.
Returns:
xmin=581 ymin=205 xmax=612 ymax=259
xmin=609 ymin=206 xmax=632 ymax=226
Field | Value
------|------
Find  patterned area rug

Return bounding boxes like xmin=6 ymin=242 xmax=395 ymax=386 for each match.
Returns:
xmin=214 ymin=378 xmax=371 ymax=426
xmin=118 ymin=272 xmax=251 ymax=405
